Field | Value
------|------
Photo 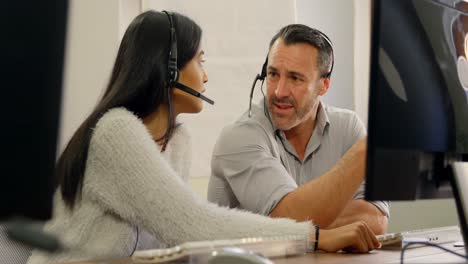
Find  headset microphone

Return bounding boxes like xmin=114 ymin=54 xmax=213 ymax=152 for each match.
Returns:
xmin=172 ymin=81 xmax=215 ymax=105
xmin=248 ymin=58 xmax=267 ymax=117
xmin=163 ymin=11 xmax=215 ymax=105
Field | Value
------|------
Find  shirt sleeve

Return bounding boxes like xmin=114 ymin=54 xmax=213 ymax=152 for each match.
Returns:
xmin=345 ymin=112 xmax=390 ymax=217
xmin=353 ymin=183 xmax=391 ymax=217
xmin=343 ymin=111 xmax=367 ymax=150
xmin=210 ymin=122 xmax=297 ymax=216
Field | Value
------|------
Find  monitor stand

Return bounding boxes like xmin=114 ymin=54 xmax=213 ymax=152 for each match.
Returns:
xmin=450 ymin=162 xmax=468 ymax=253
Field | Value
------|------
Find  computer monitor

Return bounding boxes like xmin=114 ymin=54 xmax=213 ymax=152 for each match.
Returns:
xmin=0 ymin=1 xmax=68 ymax=220
xmin=365 ymin=0 xmax=467 ymax=248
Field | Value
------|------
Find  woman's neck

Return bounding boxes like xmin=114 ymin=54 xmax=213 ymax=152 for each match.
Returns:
xmin=143 ymin=105 xmax=177 ymax=144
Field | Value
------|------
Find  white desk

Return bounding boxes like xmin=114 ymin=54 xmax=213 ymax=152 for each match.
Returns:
xmin=66 ymin=243 xmax=467 ymax=264
xmin=275 ymin=245 xmax=467 ymax=264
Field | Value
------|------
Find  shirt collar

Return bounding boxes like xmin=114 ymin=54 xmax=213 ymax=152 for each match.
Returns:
xmin=260 ymin=99 xmax=330 ymax=161
xmin=315 ymin=102 xmax=330 ymax=137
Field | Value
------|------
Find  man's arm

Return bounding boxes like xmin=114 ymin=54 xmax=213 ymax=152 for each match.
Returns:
xmin=209 ymin=122 xmax=299 ymax=215
xmin=270 ymin=137 xmax=367 ymax=228
xmin=326 ymin=199 xmax=388 ymax=235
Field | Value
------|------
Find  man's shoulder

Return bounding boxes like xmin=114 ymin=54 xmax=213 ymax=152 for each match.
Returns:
xmin=323 ymin=104 xmax=361 ymax=122
xmin=322 ymin=104 xmax=365 ymax=137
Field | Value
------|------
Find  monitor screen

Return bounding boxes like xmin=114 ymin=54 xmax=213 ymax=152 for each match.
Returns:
xmin=365 ymin=0 xmax=468 ymax=201
xmin=0 ymin=1 xmax=68 ymax=220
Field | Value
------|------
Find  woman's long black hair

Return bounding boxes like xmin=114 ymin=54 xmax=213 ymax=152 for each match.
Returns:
xmin=56 ymin=10 xmax=202 ymax=208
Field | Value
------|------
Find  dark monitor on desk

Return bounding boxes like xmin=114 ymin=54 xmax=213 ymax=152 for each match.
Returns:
xmin=0 ymin=1 xmax=68 ymax=220
xmin=365 ymin=0 xmax=468 ymax=247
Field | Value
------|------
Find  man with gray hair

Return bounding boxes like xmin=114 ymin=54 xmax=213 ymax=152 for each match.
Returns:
xmin=208 ymin=24 xmax=389 ymax=235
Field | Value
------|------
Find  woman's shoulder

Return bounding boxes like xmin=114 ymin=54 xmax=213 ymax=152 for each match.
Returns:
xmin=95 ymin=107 xmax=142 ymax=131
xmin=91 ymin=107 xmax=152 ymax=148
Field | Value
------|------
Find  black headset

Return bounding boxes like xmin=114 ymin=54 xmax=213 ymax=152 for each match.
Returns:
xmin=162 ymin=11 xmax=214 ymax=105
xmin=248 ymin=29 xmax=334 ymax=117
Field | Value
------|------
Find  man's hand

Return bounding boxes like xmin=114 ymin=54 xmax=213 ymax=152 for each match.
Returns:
xmin=318 ymin=221 xmax=381 ymax=253
xmin=326 ymin=200 xmax=388 ymax=235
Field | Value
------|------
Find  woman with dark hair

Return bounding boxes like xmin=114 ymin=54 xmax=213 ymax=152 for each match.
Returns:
xmin=27 ymin=10 xmax=379 ymax=264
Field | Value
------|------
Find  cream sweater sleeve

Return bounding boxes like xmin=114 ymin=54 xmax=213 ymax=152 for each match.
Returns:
xmin=84 ymin=109 xmax=314 ymax=246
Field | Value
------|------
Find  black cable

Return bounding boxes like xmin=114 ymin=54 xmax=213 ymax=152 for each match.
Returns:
xmin=130 ymin=226 xmax=139 ymax=256
xmin=259 ymin=80 xmax=274 ymax=130
xmin=400 ymin=241 xmax=467 ymax=264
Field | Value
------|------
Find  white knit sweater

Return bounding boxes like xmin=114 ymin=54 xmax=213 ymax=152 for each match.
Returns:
xmin=27 ymin=108 xmax=314 ymax=264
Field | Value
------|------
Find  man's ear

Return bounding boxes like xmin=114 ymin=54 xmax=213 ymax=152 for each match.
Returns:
xmin=319 ymin=78 xmax=331 ymax=96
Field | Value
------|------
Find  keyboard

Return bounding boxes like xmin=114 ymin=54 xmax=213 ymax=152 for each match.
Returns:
xmin=132 ymin=235 xmax=307 ymax=263
xmin=377 ymin=226 xmax=462 ymax=248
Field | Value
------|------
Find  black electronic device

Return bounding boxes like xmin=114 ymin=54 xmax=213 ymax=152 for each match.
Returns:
xmin=365 ymin=0 xmax=468 ymax=252
xmin=0 ymin=0 xmax=69 ymax=221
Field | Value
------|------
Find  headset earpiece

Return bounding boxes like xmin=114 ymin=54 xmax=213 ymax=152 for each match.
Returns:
xmin=163 ymin=11 xmax=179 ymax=84
xmin=248 ymin=57 xmax=268 ymax=117
xmin=259 ymin=58 xmax=268 ymax=81
xmin=168 ymin=34 xmax=178 ymax=82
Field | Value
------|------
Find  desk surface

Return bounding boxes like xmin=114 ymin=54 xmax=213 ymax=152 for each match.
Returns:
xmin=67 ymin=244 xmax=467 ymax=264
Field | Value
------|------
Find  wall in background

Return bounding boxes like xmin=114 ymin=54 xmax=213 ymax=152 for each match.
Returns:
xmin=59 ymin=0 xmax=120 ymax=151
xmin=295 ymin=0 xmax=355 ymax=111
xmin=388 ymin=199 xmax=458 ymax=232
xmin=353 ymin=0 xmax=371 ymax=126
xmin=119 ymin=0 xmax=141 ymax=40
xmin=59 ymin=0 xmax=140 ymax=151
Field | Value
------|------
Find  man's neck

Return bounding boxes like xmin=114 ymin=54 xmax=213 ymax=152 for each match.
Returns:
xmin=284 ymin=106 xmax=320 ymax=161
